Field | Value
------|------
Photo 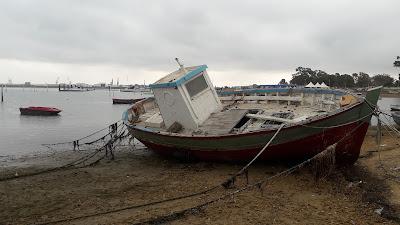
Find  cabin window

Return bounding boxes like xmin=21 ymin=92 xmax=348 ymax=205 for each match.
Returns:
xmin=186 ymin=74 xmax=209 ymax=97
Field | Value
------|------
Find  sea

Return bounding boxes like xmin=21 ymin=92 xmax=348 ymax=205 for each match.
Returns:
xmin=0 ymin=88 xmax=151 ymax=156
xmin=0 ymin=87 xmax=399 ymax=157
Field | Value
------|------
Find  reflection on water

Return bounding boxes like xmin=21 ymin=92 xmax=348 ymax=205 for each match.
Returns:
xmin=0 ymin=88 xmax=151 ymax=156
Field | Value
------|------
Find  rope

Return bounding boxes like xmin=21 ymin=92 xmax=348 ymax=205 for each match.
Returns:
xmin=0 ymin=125 xmax=128 ymax=182
xmin=34 ymin=185 xmax=220 ymax=225
xmin=34 ymin=124 xmax=286 ymax=225
xmin=42 ymin=120 xmax=122 ymax=146
xmin=373 ymin=117 xmax=400 ymax=182
xmin=35 ymin=117 xmax=368 ymax=225
xmin=130 ymin=119 xmax=369 ymax=225
xmin=223 ymin=123 xmax=285 ymax=188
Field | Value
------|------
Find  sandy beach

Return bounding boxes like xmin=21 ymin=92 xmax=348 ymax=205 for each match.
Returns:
xmin=1 ymin=128 xmax=400 ymax=225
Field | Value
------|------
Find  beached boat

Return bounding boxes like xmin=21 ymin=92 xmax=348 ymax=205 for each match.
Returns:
xmin=112 ymin=98 xmax=144 ymax=104
xmin=391 ymin=111 xmax=400 ymax=125
xmin=123 ymin=63 xmax=381 ymax=165
xmin=390 ymin=104 xmax=400 ymax=111
xmin=20 ymin=106 xmax=62 ymax=116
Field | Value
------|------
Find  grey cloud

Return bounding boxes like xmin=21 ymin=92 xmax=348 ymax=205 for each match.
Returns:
xmin=0 ymin=0 xmax=399 ymax=82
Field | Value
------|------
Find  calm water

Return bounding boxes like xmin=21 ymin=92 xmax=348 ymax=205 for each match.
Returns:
xmin=0 ymin=88 xmax=398 ymax=156
xmin=372 ymin=97 xmax=400 ymax=125
xmin=0 ymin=88 xmax=151 ymax=156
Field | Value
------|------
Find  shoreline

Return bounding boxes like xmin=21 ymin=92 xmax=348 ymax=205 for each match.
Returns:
xmin=0 ymin=129 xmax=399 ymax=224
xmin=380 ymin=92 xmax=400 ymax=98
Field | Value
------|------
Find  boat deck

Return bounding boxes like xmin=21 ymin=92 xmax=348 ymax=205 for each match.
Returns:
xmin=133 ymin=99 xmax=340 ymax=135
xmin=195 ymin=109 xmax=249 ymax=135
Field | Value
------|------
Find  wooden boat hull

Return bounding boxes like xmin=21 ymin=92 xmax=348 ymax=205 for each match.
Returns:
xmin=390 ymin=106 xmax=400 ymax=111
xmin=113 ymin=98 xmax=144 ymax=104
xmin=20 ymin=108 xmax=61 ymax=116
xmin=391 ymin=112 xmax=400 ymax=125
xmin=125 ymin=87 xmax=381 ymax=165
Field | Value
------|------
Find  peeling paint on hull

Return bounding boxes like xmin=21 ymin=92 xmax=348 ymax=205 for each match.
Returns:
xmin=125 ymin=86 xmax=381 ymax=165
xmin=128 ymin=121 xmax=368 ymax=165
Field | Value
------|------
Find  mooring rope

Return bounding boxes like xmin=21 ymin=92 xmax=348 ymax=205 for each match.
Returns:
xmin=34 ymin=116 xmax=369 ymax=225
xmin=40 ymin=121 xmax=126 ymax=154
xmin=0 ymin=123 xmax=129 ymax=182
xmin=41 ymin=120 xmax=122 ymax=146
xmin=34 ymin=124 xmax=288 ymax=225
xmin=373 ymin=116 xmax=400 ymax=182
xmin=222 ymin=123 xmax=285 ymax=188
xmin=129 ymin=119 xmax=368 ymax=225
xmin=131 ymin=150 xmax=324 ymax=225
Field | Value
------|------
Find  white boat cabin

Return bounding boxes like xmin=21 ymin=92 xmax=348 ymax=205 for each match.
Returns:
xmin=149 ymin=63 xmax=222 ymax=130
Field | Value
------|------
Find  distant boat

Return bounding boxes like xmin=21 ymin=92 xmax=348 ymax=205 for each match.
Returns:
xmin=20 ymin=107 xmax=62 ymax=116
xmin=112 ymin=98 xmax=144 ymax=104
xmin=120 ymin=87 xmax=152 ymax=93
xmin=392 ymin=111 xmax=400 ymax=125
xmin=390 ymin=104 xmax=400 ymax=111
xmin=58 ymin=84 xmax=95 ymax=92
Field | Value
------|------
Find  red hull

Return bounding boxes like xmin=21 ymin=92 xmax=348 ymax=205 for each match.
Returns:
xmin=137 ymin=122 xmax=368 ymax=165
xmin=125 ymin=86 xmax=382 ymax=165
xmin=113 ymin=98 xmax=144 ymax=104
xmin=19 ymin=107 xmax=61 ymax=116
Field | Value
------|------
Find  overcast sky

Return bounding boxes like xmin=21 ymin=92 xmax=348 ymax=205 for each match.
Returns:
xmin=0 ymin=0 xmax=399 ymax=86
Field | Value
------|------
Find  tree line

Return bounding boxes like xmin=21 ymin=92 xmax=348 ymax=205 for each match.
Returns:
xmin=289 ymin=67 xmax=398 ymax=88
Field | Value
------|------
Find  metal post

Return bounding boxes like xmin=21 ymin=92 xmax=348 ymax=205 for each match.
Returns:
xmin=1 ymin=84 xmax=4 ymax=102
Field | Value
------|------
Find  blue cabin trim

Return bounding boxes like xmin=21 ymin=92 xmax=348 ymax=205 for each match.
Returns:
xmin=219 ymin=88 xmax=289 ymax=96
xmin=218 ymin=88 xmax=345 ymax=96
xmin=149 ymin=65 xmax=208 ymax=89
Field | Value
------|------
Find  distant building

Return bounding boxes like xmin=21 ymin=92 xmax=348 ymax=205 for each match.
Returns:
xmin=93 ymin=83 xmax=106 ymax=88
xmin=24 ymin=82 xmax=31 ymax=86
xmin=257 ymin=84 xmax=294 ymax=89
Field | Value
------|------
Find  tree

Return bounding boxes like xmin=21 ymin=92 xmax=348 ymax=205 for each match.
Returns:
xmin=289 ymin=67 xmax=367 ymax=88
xmin=352 ymin=73 xmax=359 ymax=84
xmin=290 ymin=67 xmax=313 ymax=85
xmin=278 ymin=79 xmax=288 ymax=85
xmin=339 ymin=74 xmax=355 ymax=88
xmin=355 ymin=72 xmax=371 ymax=87
xmin=290 ymin=67 xmax=331 ymax=86
xmin=371 ymin=74 xmax=394 ymax=87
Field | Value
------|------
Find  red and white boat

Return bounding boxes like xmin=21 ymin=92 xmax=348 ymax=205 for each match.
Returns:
xmin=19 ymin=107 xmax=62 ymax=116
xmin=123 ymin=62 xmax=382 ymax=165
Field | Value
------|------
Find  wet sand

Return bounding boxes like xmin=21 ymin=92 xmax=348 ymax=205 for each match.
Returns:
xmin=1 ymin=129 xmax=400 ymax=225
